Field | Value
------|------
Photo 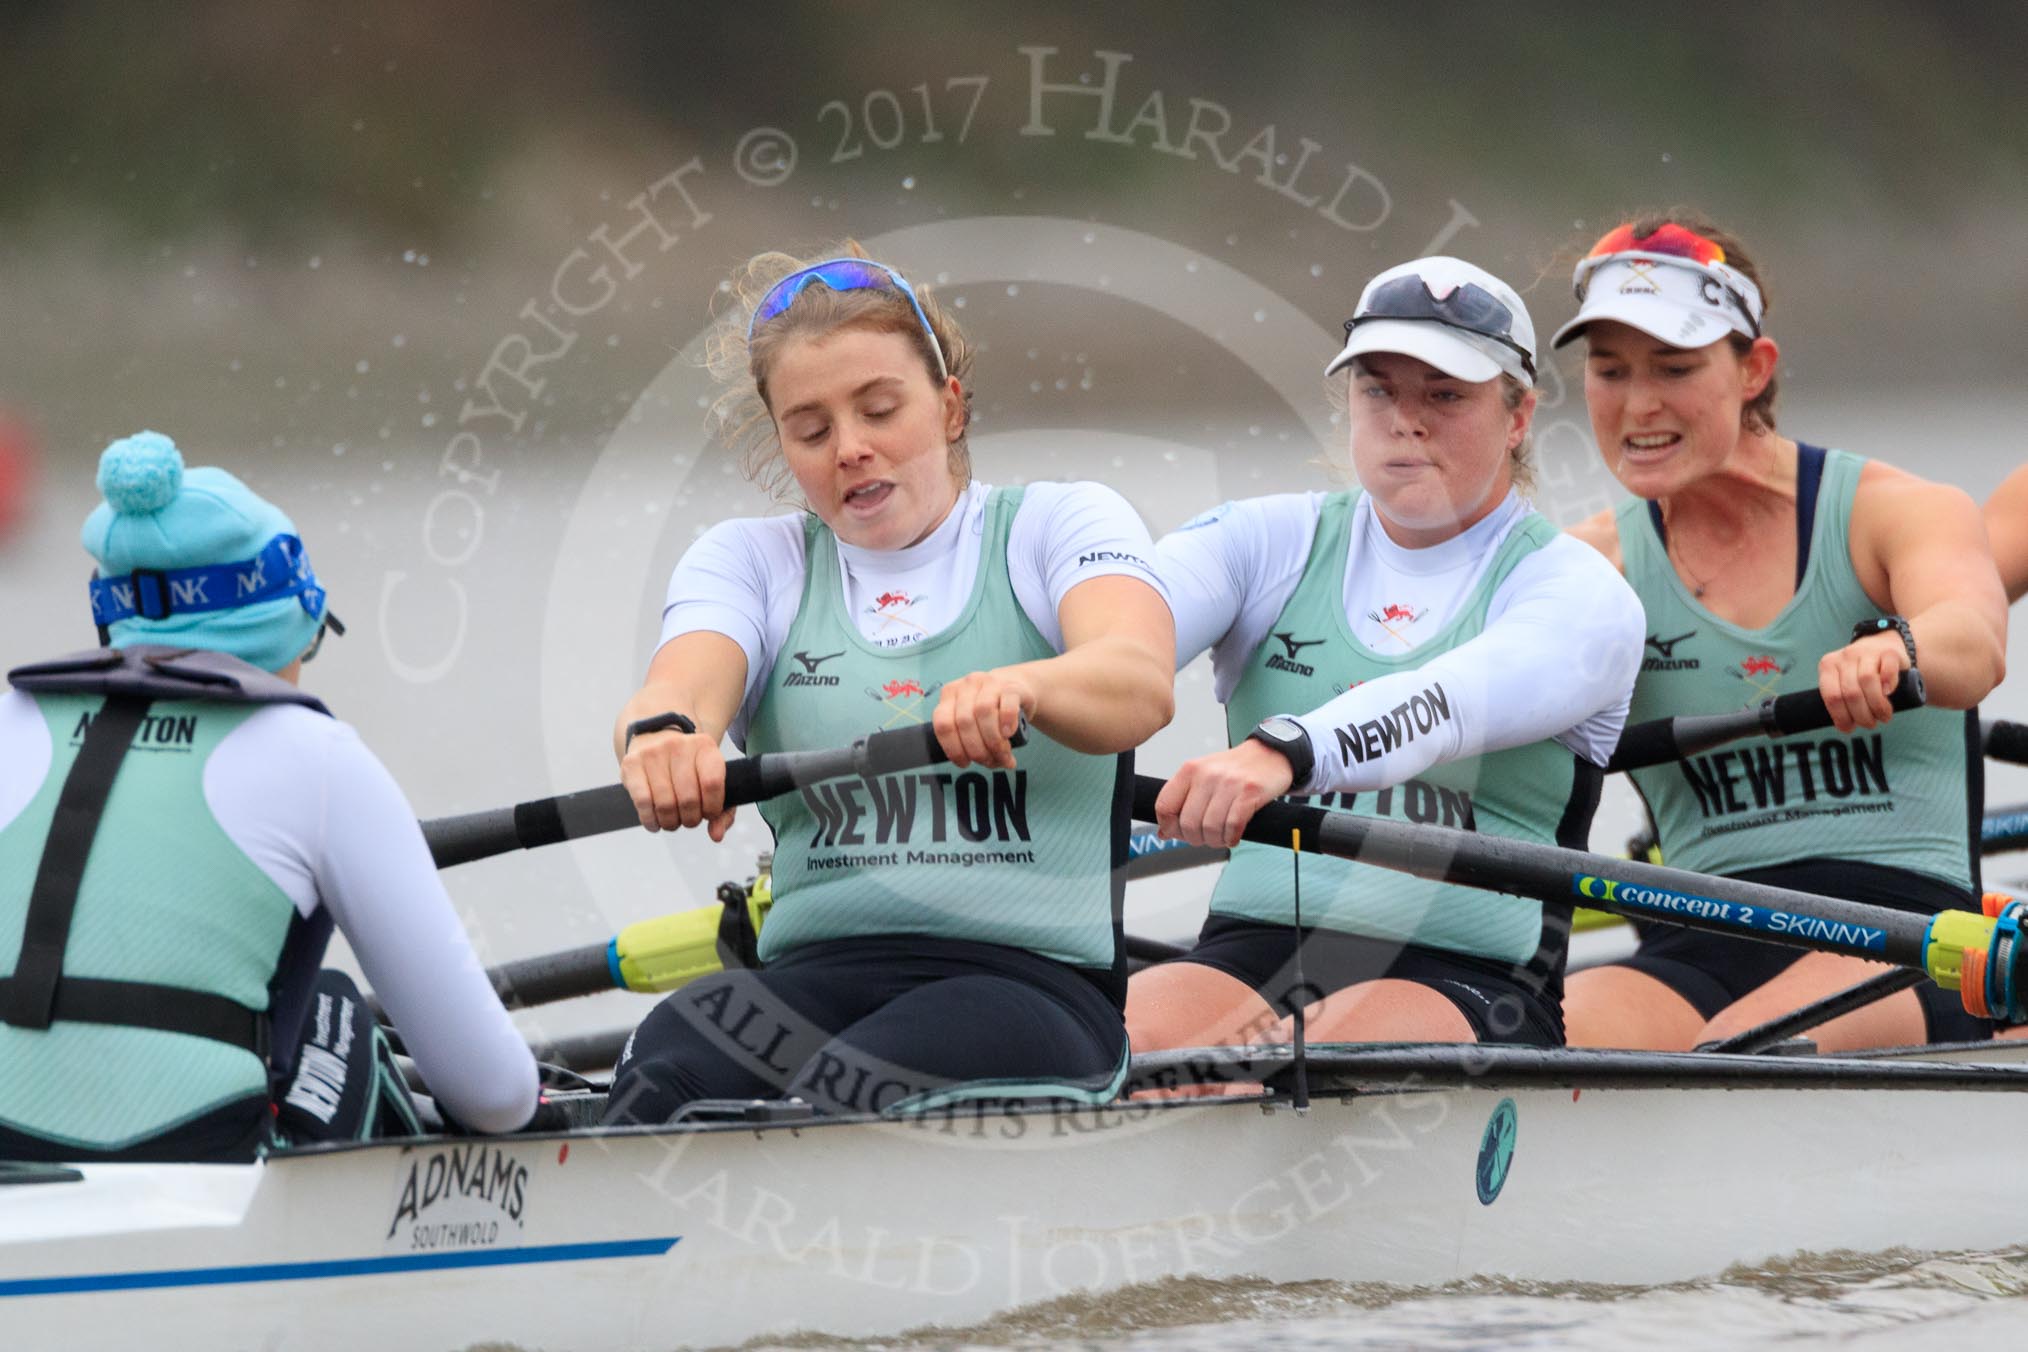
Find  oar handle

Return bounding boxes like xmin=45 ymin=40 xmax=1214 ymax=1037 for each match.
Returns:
xmin=1986 ymin=720 xmax=2028 ymax=767
xmin=425 ymin=720 xmax=1020 ymax=869
xmin=1606 ymin=669 xmax=1927 ymax=772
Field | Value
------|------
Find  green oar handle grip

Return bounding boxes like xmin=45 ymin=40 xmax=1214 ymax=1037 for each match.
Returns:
xmin=1605 ymin=669 xmax=1927 ymax=773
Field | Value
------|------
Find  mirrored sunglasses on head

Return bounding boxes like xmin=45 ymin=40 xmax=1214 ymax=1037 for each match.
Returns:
xmin=747 ymin=257 xmax=950 ymax=380
xmin=1574 ymin=222 xmax=1763 ymax=335
xmin=1346 ymin=274 xmax=1535 ymax=380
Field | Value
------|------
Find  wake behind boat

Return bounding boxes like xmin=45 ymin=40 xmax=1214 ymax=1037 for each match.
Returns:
xmin=7 ymin=1040 xmax=2028 ymax=1351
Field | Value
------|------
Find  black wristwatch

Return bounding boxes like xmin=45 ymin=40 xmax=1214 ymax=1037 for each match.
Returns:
xmin=1247 ymin=715 xmax=1316 ymax=793
xmin=625 ymin=710 xmax=697 ymax=750
xmin=1852 ymin=616 xmax=1916 ymax=668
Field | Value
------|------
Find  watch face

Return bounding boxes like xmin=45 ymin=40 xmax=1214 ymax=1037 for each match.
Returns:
xmin=1259 ymin=716 xmax=1304 ymax=744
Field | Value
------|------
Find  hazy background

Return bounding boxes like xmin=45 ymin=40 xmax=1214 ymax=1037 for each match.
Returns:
xmin=3 ymin=0 xmax=2024 ymax=1047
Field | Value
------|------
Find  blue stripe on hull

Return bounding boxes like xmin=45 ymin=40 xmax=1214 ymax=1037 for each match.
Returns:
xmin=0 ymin=1236 xmax=681 ymax=1298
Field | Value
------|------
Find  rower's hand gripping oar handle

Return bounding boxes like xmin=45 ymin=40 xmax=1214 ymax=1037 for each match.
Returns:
xmin=1605 ymin=669 xmax=1927 ymax=773
xmin=424 ymin=719 xmax=1025 ymax=869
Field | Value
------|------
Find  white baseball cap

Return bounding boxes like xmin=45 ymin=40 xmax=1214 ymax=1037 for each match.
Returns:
xmin=1550 ymin=232 xmax=1765 ymax=350
xmin=1325 ymin=256 xmax=1537 ymax=386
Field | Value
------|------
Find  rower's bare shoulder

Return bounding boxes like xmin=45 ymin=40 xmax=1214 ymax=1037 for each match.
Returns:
xmin=1847 ymin=458 xmax=1995 ymax=602
xmin=1563 ymin=507 xmax=1624 ymax=573
xmin=1850 ymin=458 xmax=1984 ymax=536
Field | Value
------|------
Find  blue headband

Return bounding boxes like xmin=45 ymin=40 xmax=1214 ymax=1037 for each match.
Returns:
xmin=89 ymin=533 xmax=326 ymax=628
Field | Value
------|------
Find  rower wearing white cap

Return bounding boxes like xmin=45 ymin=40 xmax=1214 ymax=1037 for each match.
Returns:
xmin=1556 ymin=214 xmax=2009 ymax=1052
xmin=0 ymin=432 xmax=537 ymax=1162
xmin=1132 ymin=258 xmax=1645 ymax=1060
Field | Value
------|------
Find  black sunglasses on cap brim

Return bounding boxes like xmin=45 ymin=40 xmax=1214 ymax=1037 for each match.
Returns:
xmin=1343 ymin=275 xmax=1536 ymax=381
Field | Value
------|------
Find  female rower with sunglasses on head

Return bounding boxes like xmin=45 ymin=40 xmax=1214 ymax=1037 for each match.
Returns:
xmin=1129 ymin=258 xmax=1644 ymax=1065
xmin=1987 ymin=465 xmax=2028 ymax=604
xmin=1557 ymin=215 xmax=2009 ymax=1052
xmin=603 ymin=245 xmax=1174 ymax=1123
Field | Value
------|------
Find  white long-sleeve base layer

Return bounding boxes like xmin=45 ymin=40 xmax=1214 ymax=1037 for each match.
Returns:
xmin=1157 ymin=490 xmax=1646 ymax=794
xmin=656 ymin=480 xmax=1169 ymax=748
xmin=0 ymin=690 xmax=539 ymax=1134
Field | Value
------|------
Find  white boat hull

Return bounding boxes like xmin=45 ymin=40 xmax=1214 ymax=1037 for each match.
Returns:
xmin=6 ymin=1049 xmax=2026 ymax=1350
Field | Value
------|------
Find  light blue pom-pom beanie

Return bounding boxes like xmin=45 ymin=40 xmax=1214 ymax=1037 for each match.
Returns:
xmin=79 ymin=432 xmax=327 ymax=671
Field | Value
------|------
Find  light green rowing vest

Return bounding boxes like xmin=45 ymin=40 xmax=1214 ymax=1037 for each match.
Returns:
xmin=1212 ymin=493 xmax=1600 ymax=965
xmin=0 ymin=695 xmax=297 ymax=1151
xmin=746 ymin=488 xmax=1123 ymax=971
xmin=1618 ymin=447 xmax=1975 ymax=886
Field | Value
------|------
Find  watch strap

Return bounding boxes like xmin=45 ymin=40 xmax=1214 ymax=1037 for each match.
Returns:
xmin=625 ymin=710 xmax=697 ymax=750
xmin=1852 ymin=616 xmax=1916 ymax=669
xmin=1247 ymin=717 xmax=1316 ymax=793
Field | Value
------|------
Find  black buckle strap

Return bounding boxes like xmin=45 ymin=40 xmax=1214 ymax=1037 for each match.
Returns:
xmin=714 ymin=880 xmax=763 ymax=970
xmin=2 ymin=694 xmax=151 ymax=1031
xmin=129 ymin=568 xmax=175 ymax=620
xmin=0 ymin=975 xmax=268 ymax=1056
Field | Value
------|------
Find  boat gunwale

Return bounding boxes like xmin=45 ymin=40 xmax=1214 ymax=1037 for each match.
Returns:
xmin=206 ymin=1040 xmax=2028 ymax=1166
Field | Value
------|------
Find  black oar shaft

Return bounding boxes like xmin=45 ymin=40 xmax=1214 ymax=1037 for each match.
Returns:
xmin=527 ymin=1026 xmax=631 ymax=1073
xmin=424 ymin=722 xmax=963 ymax=868
xmin=487 ymin=943 xmax=613 ymax=1012
xmin=1701 ymin=969 xmax=1926 ymax=1055
xmin=1987 ymin=720 xmax=2028 ymax=767
xmin=1123 ymin=933 xmax=1188 ymax=964
xmin=1130 ymin=775 xmax=1939 ymax=969
xmin=1606 ymin=672 xmax=1926 ymax=773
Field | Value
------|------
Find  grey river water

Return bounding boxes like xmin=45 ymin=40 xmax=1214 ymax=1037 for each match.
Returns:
xmin=729 ymin=1247 xmax=2028 ymax=1351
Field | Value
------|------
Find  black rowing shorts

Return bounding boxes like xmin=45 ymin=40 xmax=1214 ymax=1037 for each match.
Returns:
xmin=1178 ymin=913 xmax=1564 ymax=1048
xmin=604 ymin=935 xmax=1129 ymax=1123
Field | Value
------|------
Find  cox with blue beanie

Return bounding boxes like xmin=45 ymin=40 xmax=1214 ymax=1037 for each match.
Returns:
xmin=0 ymin=432 xmax=543 ymax=1163
xmin=82 ymin=431 xmax=339 ymax=671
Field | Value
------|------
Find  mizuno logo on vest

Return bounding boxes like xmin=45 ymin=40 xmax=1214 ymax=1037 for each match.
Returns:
xmin=784 ymin=651 xmax=845 ymax=687
xmin=1265 ymin=631 xmax=1324 ymax=676
xmin=800 ymin=770 xmax=1030 ymax=847
xmin=1331 ymin=683 xmax=1452 ymax=766
xmin=71 ymin=710 xmax=198 ymax=749
xmin=1642 ymin=630 xmax=1701 ymax=671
